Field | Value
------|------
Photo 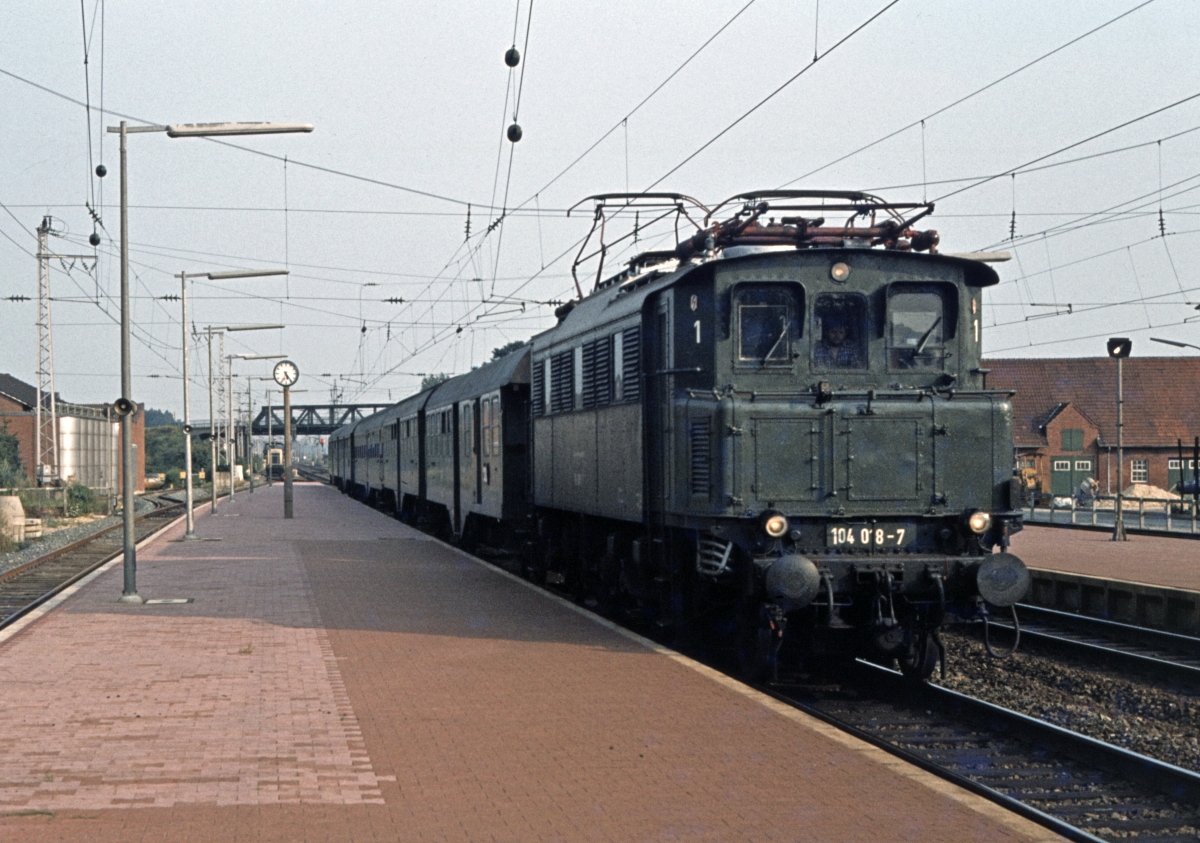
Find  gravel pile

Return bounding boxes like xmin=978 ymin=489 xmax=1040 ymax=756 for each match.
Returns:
xmin=938 ymin=631 xmax=1200 ymax=772
xmin=0 ymin=497 xmax=161 ymax=577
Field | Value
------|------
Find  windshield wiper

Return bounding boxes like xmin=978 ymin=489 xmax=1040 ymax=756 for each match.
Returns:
xmin=914 ymin=316 xmax=942 ymax=354
xmin=762 ymin=318 xmax=789 ymax=363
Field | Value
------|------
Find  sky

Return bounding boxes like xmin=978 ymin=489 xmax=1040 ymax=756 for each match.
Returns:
xmin=1 ymin=0 xmax=1198 ymax=419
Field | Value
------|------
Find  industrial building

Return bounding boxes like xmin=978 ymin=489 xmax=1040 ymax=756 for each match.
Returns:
xmin=0 ymin=373 xmax=144 ymax=492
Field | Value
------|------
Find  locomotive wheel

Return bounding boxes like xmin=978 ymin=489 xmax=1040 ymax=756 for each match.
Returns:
xmin=898 ymin=631 xmax=938 ymax=681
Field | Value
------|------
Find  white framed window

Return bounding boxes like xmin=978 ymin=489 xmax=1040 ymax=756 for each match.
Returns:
xmin=1074 ymin=460 xmax=1091 ymax=472
xmin=1131 ymin=459 xmax=1149 ymax=483
xmin=1053 ymin=460 xmax=1071 ymax=471
xmin=1168 ymin=459 xmax=1196 ymax=470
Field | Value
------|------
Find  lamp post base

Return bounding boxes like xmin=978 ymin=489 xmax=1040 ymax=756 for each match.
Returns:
xmin=118 ymin=593 xmax=144 ymax=604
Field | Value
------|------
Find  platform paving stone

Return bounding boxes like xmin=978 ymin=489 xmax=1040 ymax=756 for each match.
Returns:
xmin=0 ymin=484 xmax=1059 ymax=841
xmin=1011 ymin=524 xmax=1200 ymax=592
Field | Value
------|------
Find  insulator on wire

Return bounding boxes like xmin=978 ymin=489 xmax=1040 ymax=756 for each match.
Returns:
xmin=95 ymin=164 xmax=106 ymax=178
xmin=89 ymin=231 xmax=101 ymax=247
xmin=505 ymin=47 xmax=520 ymax=67
xmin=1008 ymin=210 xmax=1017 ymax=241
xmin=1159 ymin=209 xmax=1167 ymax=237
xmin=507 ymin=123 xmax=523 ymax=143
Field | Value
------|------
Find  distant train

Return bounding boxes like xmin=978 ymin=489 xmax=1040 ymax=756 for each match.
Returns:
xmin=330 ymin=190 xmax=1029 ymax=680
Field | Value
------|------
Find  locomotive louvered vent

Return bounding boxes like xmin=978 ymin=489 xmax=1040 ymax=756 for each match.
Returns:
xmin=550 ymin=351 xmax=574 ymax=414
xmin=621 ymin=327 xmax=640 ymax=402
xmin=690 ymin=419 xmax=711 ymax=496
xmin=531 ymin=359 xmax=545 ymax=417
xmin=582 ymin=336 xmax=613 ymax=409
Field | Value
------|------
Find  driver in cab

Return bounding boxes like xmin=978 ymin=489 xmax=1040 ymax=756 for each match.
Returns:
xmin=814 ymin=316 xmax=863 ymax=369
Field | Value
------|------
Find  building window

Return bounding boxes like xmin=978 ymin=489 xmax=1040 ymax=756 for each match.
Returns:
xmin=1018 ymin=458 xmax=1036 ymax=470
xmin=1053 ymin=460 xmax=1071 ymax=472
xmin=1061 ymin=429 xmax=1083 ymax=451
xmin=1074 ymin=460 xmax=1091 ymax=472
xmin=1131 ymin=459 xmax=1149 ymax=483
xmin=1168 ymin=459 xmax=1195 ymax=470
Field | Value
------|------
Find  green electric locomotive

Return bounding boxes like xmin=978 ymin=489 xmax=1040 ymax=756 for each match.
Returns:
xmin=525 ymin=190 xmax=1027 ymax=679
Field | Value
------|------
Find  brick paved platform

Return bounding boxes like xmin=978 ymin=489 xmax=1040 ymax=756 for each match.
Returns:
xmin=0 ymin=484 xmax=1059 ymax=842
xmin=1011 ymin=525 xmax=1200 ymax=592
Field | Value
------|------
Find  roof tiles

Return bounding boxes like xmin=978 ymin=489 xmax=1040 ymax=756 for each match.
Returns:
xmin=985 ymin=357 xmax=1200 ymax=448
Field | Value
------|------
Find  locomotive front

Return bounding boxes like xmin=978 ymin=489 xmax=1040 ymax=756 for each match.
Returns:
xmin=657 ymin=193 xmax=1027 ymax=679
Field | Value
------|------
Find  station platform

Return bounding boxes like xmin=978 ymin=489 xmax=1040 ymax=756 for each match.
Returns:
xmin=1011 ymin=525 xmax=1200 ymax=593
xmin=0 ymin=483 xmax=1058 ymax=842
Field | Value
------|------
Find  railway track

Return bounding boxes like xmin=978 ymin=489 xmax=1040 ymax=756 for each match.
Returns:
xmin=765 ymin=661 xmax=1200 ymax=843
xmin=0 ymin=499 xmax=185 ymax=630
xmin=993 ymin=605 xmax=1200 ymax=687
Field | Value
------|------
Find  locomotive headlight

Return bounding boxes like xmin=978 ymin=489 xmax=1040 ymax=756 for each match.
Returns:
xmin=830 ymin=262 xmax=851 ymax=282
xmin=761 ymin=510 xmax=789 ymax=538
xmin=967 ymin=511 xmax=992 ymax=534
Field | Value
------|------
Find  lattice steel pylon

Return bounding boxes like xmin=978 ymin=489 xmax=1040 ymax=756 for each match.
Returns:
xmin=35 ymin=217 xmax=58 ymax=486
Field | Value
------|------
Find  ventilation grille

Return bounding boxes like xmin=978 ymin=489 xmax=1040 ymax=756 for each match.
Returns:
xmin=621 ymin=327 xmax=640 ymax=402
xmin=582 ymin=336 xmax=613 ymax=409
xmin=550 ymin=351 xmax=574 ymax=414
xmin=531 ymin=359 xmax=545 ymax=417
xmin=690 ymin=419 xmax=711 ymax=497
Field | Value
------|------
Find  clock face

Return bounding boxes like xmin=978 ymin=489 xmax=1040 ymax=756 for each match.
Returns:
xmin=273 ymin=359 xmax=299 ymax=387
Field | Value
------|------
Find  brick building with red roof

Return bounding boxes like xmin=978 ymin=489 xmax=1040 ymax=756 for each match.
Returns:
xmin=984 ymin=357 xmax=1200 ymax=498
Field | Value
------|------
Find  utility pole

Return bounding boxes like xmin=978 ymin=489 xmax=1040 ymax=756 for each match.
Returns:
xmin=35 ymin=218 xmax=59 ymax=486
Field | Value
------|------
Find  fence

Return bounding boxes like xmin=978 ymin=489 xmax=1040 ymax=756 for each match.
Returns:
xmin=1025 ymin=493 xmax=1200 ymax=535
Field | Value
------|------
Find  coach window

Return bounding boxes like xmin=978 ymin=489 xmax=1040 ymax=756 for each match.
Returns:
xmin=481 ymin=400 xmax=492 ymax=456
xmin=735 ymin=283 xmax=802 ymax=367
xmin=887 ymin=284 xmax=952 ymax=371
xmin=813 ymin=293 xmax=867 ymax=370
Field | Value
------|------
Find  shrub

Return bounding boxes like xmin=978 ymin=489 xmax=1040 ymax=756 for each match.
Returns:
xmin=66 ymin=484 xmax=105 ymax=516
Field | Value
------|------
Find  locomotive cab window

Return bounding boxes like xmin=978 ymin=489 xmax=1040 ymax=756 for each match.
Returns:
xmin=887 ymin=284 xmax=954 ymax=371
xmin=813 ymin=293 xmax=867 ymax=370
xmin=735 ymin=284 xmax=802 ymax=367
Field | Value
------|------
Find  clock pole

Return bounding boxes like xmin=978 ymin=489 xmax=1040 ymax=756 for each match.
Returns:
xmin=283 ymin=383 xmax=293 ymax=519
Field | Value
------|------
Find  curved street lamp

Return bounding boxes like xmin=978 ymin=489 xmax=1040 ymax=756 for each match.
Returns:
xmin=106 ymin=120 xmax=311 ymax=603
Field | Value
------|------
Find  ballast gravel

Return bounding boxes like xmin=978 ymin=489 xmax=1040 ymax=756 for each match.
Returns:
xmin=938 ymin=631 xmax=1200 ymax=772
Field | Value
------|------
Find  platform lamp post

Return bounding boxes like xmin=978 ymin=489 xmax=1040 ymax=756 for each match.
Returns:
xmin=205 ymin=325 xmax=284 ymax=514
xmin=105 ymin=120 xmax=311 ymax=604
xmin=229 ymin=358 xmax=286 ymax=495
xmin=175 ymin=270 xmax=288 ymax=539
xmin=1107 ymin=338 xmax=1132 ymax=541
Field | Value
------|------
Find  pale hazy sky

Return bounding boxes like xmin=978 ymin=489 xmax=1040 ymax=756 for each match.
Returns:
xmin=2 ymin=0 xmax=1198 ymax=416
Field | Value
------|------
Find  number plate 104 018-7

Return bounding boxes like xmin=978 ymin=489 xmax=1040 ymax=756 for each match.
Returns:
xmin=826 ymin=524 xmax=911 ymax=548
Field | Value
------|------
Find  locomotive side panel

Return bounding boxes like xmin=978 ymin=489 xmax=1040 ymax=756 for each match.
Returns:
xmin=595 ymin=401 xmax=642 ymax=521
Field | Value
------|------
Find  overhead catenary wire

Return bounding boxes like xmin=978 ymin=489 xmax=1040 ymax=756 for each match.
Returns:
xmin=643 ymin=0 xmax=903 ymax=193
xmin=778 ymin=0 xmax=1161 ymax=189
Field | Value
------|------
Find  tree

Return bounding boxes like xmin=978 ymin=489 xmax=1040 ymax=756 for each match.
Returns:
xmin=491 ymin=340 xmax=526 ymax=361
xmin=144 ymin=425 xmax=210 ymax=484
xmin=421 ymin=373 xmax=452 ymax=391
xmin=143 ymin=408 xmax=178 ymax=427
xmin=0 ymin=421 xmax=24 ymax=488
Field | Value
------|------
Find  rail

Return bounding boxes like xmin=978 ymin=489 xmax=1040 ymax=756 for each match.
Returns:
xmin=765 ymin=661 xmax=1200 ymax=842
